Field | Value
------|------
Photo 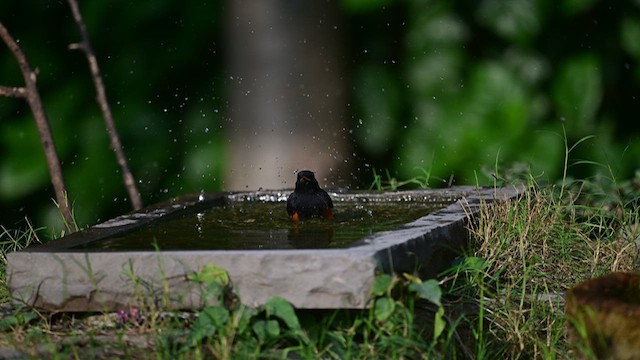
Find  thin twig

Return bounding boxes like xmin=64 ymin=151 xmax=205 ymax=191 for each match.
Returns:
xmin=0 ymin=85 xmax=27 ymax=98
xmin=0 ymin=22 xmax=77 ymax=231
xmin=66 ymin=0 xmax=143 ymax=210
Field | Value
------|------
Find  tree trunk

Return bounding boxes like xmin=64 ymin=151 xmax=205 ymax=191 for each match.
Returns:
xmin=225 ymin=0 xmax=350 ymax=190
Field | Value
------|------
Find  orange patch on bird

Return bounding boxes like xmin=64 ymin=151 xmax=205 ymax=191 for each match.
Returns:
xmin=291 ymin=212 xmax=300 ymax=222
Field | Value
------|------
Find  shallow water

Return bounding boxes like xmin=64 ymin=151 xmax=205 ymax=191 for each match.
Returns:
xmin=77 ymin=200 xmax=451 ymax=251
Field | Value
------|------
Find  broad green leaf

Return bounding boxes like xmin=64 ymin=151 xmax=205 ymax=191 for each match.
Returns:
xmin=252 ymin=319 xmax=280 ymax=341
xmin=264 ymin=297 xmax=300 ymax=330
xmin=409 ymin=279 xmax=442 ymax=307
xmin=202 ymin=306 xmax=230 ymax=328
xmin=0 ymin=311 xmax=37 ymax=330
xmin=235 ymin=305 xmax=258 ymax=335
xmin=371 ymin=274 xmax=393 ymax=296
xmin=374 ymin=297 xmax=396 ymax=322
xmin=188 ymin=263 xmax=230 ymax=288
xmin=188 ymin=306 xmax=231 ymax=345
xmin=188 ymin=310 xmax=217 ymax=344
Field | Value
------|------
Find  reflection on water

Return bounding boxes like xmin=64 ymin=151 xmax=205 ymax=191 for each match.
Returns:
xmin=77 ymin=200 xmax=451 ymax=251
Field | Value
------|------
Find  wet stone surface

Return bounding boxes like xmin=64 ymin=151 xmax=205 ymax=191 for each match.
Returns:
xmin=7 ymin=186 xmax=522 ymax=311
xmin=79 ymin=200 xmax=451 ymax=251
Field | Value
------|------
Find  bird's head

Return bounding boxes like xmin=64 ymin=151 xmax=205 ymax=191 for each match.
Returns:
xmin=295 ymin=170 xmax=321 ymax=192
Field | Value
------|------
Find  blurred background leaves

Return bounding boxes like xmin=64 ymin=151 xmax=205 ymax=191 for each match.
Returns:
xmin=1 ymin=0 xmax=640 ymax=236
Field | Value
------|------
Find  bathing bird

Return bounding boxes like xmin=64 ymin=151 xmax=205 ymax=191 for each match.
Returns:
xmin=287 ymin=170 xmax=333 ymax=222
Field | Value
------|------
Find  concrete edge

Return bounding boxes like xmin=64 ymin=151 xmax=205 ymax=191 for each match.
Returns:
xmin=7 ymin=185 xmax=523 ymax=311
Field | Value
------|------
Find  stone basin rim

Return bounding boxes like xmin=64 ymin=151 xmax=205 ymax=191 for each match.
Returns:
xmin=22 ymin=185 xmax=497 ymax=253
xmin=7 ymin=185 xmax=524 ymax=311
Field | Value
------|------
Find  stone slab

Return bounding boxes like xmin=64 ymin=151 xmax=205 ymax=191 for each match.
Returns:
xmin=7 ymin=186 xmax=522 ymax=311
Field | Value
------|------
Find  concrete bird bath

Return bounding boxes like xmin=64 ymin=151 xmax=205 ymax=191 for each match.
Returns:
xmin=7 ymin=186 xmax=521 ymax=311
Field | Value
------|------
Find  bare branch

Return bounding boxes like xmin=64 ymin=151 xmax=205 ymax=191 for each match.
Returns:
xmin=0 ymin=22 xmax=76 ymax=231
xmin=0 ymin=85 xmax=27 ymax=98
xmin=67 ymin=0 xmax=143 ymax=211
xmin=68 ymin=42 xmax=83 ymax=51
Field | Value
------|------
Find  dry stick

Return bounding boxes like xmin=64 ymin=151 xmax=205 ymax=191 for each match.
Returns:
xmin=0 ymin=85 xmax=27 ymax=98
xmin=67 ymin=0 xmax=143 ymax=210
xmin=0 ymin=22 xmax=77 ymax=231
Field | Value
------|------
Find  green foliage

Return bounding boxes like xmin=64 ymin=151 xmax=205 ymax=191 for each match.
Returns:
xmin=0 ymin=2 xmax=225 ymax=233
xmin=179 ymin=264 xmax=307 ymax=358
xmin=1 ymin=172 xmax=640 ymax=357
xmin=350 ymin=0 xmax=640 ymax=187
xmin=345 ymin=273 xmax=447 ymax=356
xmin=354 ymin=65 xmax=402 ymax=156
xmin=187 ymin=306 xmax=230 ymax=345
xmin=0 ymin=311 xmax=38 ymax=331
xmin=0 ymin=122 xmax=48 ymax=198
xmin=449 ymin=176 xmax=640 ymax=357
xmin=621 ymin=16 xmax=640 ymax=61
xmin=476 ymin=0 xmax=545 ymax=44
xmin=3 ymin=0 xmax=640 ymax=235
xmin=370 ymin=273 xmax=394 ymax=296
xmin=404 ymin=274 xmax=445 ymax=341
xmin=369 ymin=167 xmax=434 ymax=190
xmin=187 ymin=262 xmax=230 ymax=297
xmin=341 ymin=0 xmax=394 ymax=14
xmin=178 ymin=266 xmax=450 ymax=358
xmin=408 ymin=279 xmax=442 ymax=307
xmin=553 ymin=55 xmax=602 ymax=133
xmin=263 ymin=297 xmax=302 ymax=332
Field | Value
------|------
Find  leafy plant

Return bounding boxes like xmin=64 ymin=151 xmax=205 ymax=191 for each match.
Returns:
xmin=404 ymin=275 xmax=445 ymax=340
xmin=0 ymin=310 xmax=38 ymax=331
xmin=179 ymin=263 xmax=307 ymax=358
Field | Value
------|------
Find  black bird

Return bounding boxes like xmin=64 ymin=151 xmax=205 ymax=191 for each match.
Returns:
xmin=287 ymin=170 xmax=333 ymax=222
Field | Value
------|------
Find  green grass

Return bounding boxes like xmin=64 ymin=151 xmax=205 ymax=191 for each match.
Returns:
xmin=0 ymin=220 xmax=41 ymax=303
xmin=369 ymin=167 xmax=436 ymax=191
xmin=0 ymin=173 xmax=639 ymax=358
